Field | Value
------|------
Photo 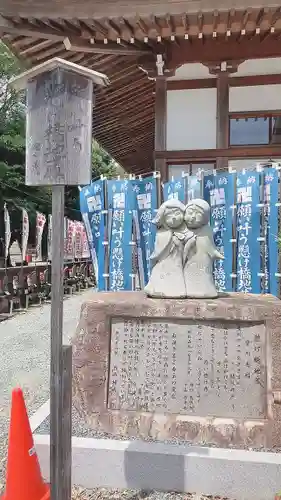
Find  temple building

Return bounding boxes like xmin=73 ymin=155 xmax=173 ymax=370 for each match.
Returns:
xmin=1 ymin=0 xmax=281 ymax=180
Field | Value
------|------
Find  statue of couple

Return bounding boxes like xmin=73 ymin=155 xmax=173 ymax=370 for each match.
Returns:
xmin=144 ymin=198 xmax=224 ymax=299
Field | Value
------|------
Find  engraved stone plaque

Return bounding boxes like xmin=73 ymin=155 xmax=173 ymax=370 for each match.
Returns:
xmin=108 ymin=318 xmax=266 ymax=419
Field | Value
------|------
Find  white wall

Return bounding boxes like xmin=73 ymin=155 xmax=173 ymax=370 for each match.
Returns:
xmin=169 ymin=63 xmax=216 ymax=80
xmin=166 ymin=84 xmax=281 ymax=174
xmin=166 ymin=88 xmax=217 ymax=150
xmin=229 ymin=84 xmax=281 ymax=112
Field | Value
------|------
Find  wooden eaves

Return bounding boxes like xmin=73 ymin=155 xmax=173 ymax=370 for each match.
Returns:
xmin=1 ymin=3 xmax=281 ymax=174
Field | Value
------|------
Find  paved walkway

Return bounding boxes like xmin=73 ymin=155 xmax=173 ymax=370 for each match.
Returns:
xmin=0 ymin=289 xmax=94 ymax=439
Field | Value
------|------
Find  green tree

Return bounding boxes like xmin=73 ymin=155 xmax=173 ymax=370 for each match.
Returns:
xmin=65 ymin=140 xmax=118 ymax=214
xmin=0 ymin=42 xmax=51 ymax=216
xmin=0 ymin=42 xmax=119 ymax=235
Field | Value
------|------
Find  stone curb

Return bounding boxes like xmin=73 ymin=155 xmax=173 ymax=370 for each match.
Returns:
xmin=34 ymin=435 xmax=281 ymax=500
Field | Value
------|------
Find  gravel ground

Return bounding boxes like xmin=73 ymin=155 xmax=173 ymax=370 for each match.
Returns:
xmin=71 ymin=486 xmax=230 ymax=500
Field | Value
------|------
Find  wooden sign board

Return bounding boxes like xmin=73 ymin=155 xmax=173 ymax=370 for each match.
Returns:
xmin=26 ymin=68 xmax=93 ymax=186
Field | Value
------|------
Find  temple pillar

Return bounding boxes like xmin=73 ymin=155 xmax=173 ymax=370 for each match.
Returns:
xmin=216 ymin=70 xmax=230 ymax=170
xmin=154 ymin=77 xmax=167 ymax=181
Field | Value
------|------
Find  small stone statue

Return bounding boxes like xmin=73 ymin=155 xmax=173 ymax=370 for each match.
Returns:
xmin=183 ymin=198 xmax=224 ymax=298
xmin=144 ymin=199 xmax=195 ymax=298
xmin=144 ymin=198 xmax=223 ymax=299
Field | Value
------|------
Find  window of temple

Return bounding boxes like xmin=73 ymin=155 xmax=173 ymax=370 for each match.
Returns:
xmin=168 ymin=163 xmax=215 ymax=180
xmin=229 ymin=112 xmax=281 ymax=146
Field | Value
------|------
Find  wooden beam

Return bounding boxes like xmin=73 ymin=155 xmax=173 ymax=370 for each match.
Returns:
xmin=12 ymin=36 xmax=41 ymax=49
xmin=122 ymin=107 xmax=153 ymax=125
xmin=167 ymin=74 xmax=281 ymax=90
xmin=98 ymin=74 xmax=148 ymax=98
xmin=0 ymin=16 xmax=151 ymax=55
xmin=0 ymin=15 xmax=71 ymax=40
xmin=98 ymin=118 xmax=154 ymax=142
xmin=166 ymin=36 xmax=281 ymax=68
xmin=108 ymin=66 xmax=143 ymax=84
xmin=96 ymin=81 xmax=152 ymax=109
xmin=100 ymin=119 xmax=154 ymax=139
xmin=93 ymin=98 xmax=154 ymax=129
xmin=93 ymin=98 xmax=154 ymax=127
xmin=122 ymin=144 xmax=153 ymax=157
xmin=29 ymin=44 xmax=67 ymax=62
xmin=88 ymin=59 xmax=137 ymax=80
xmin=167 ymin=78 xmax=216 ymax=90
xmin=123 ymin=149 xmax=153 ymax=161
xmin=111 ymin=145 xmax=153 ymax=160
xmin=93 ymin=88 xmax=153 ymax=114
xmin=64 ymin=37 xmax=150 ymax=55
xmin=230 ymin=109 xmax=281 ymax=118
xmin=98 ymin=120 xmax=153 ymax=140
xmin=110 ymin=140 xmax=153 ymax=158
xmin=85 ymin=54 xmax=118 ymax=70
xmin=19 ymin=39 xmax=54 ymax=55
xmin=118 ymin=156 xmax=153 ymax=170
xmin=155 ymin=145 xmax=281 ymax=161
xmin=154 ymin=77 xmax=167 ymax=182
xmin=94 ymin=119 xmax=154 ymax=141
xmin=216 ymin=71 xmax=229 ymax=169
xmin=100 ymin=140 xmax=153 ymax=160
xmin=61 ymin=345 xmax=72 ymax=500
xmin=112 ymin=134 xmax=153 ymax=151
xmin=0 ymin=1 xmax=276 ymax=20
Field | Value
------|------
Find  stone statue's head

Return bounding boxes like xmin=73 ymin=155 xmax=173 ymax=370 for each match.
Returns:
xmin=184 ymin=198 xmax=210 ymax=229
xmin=153 ymin=199 xmax=185 ymax=230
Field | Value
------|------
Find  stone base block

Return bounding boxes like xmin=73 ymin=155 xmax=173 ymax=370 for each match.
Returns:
xmin=72 ymin=291 xmax=281 ymax=448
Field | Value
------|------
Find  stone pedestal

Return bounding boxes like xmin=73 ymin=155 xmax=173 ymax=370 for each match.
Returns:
xmin=72 ymin=291 xmax=281 ymax=448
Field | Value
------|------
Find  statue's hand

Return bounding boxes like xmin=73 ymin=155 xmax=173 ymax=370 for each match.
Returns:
xmin=150 ymin=252 xmax=157 ymax=263
xmin=213 ymin=249 xmax=224 ymax=260
xmin=184 ymin=230 xmax=195 ymax=242
xmin=172 ymin=235 xmax=181 ymax=247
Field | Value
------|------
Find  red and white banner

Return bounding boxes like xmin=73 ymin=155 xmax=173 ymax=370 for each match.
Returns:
xmin=82 ymin=226 xmax=90 ymax=259
xmin=74 ymin=221 xmax=83 ymax=259
xmin=64 ymin=217 xmax=68 ymax=259
xmin=4 ymin=203 xmax=11 ymax=260
xmin=36 ymin=212 xmax=46 ymax=261
xmin=21 ymin=208 xmax=29 ymax=262
xmin=47 ymin=217 xmax=85 ymax=262
xmin=47 ymin=214 xmax=52 ymax=261
xmin=66 ymin=219 xmax=76 ymax=260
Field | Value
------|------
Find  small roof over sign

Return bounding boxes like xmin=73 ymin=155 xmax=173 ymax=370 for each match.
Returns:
xmin=9 ymin=57 xmax=110 ymax=91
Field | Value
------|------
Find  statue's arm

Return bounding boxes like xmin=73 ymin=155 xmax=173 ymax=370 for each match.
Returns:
xmin=183 ymin=236 xmax=196 ymax=264
xmin=150 ymin=230 xmax=172 ymax=265
xmin=208 ymin=246 xmax=224 ymax=260
xmin=204 ymin=228 xmax=224 ymax=260
xmin=150 ymin=252 xmax=160 ymax=266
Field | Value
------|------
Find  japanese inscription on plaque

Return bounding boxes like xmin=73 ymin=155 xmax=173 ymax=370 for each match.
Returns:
xmin=26 ymin=68 xmax=92 ymax=186
xmin=108 ymin=318 xmax=266 ymax=419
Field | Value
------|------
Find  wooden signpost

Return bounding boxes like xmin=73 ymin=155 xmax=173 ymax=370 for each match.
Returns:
xmin=10 ymin=58 xmax=109 ymax=500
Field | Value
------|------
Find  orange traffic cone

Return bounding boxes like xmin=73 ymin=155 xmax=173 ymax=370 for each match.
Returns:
xmin=2 ymin=388 xmax=49 ymax=500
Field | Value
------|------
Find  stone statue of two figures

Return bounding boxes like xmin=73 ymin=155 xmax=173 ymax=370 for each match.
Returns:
xmin=144 ymin=198 xmax=224 ymax=299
